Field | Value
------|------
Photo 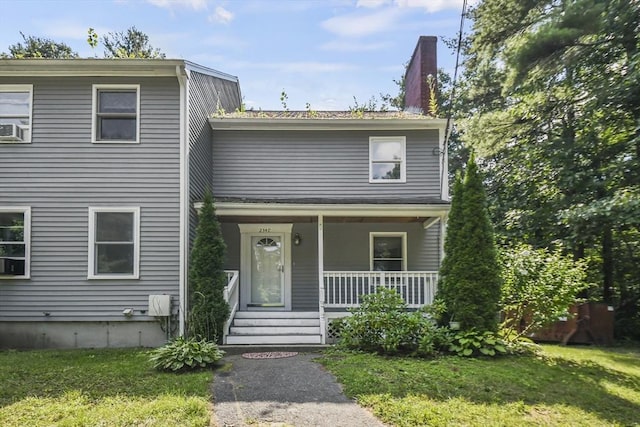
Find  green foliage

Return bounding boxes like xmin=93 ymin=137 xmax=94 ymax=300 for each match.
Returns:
xmin=1 ymin=32 xmax=78 ymax=59
xmin=448 ymin=330 xmax=508 ymax=357
xmin=102 ymin=26 xmax=165 ymax=59
xmin=86 ymin=28 xmax=98 ymax=49
xmin=149 ymin=336 xmax=224 ymax=372
xmin=339 ymin=288 xmax=449 ymax=357
xmin=500 ymin=244 xmax=592 ymax=338
xmin=280 ymin=89 xmax=289 ymax=111
xmin=439 ymin=154 xmax=502 ymax=332
xmin=188 ymin=191 xmax=229 ymax=343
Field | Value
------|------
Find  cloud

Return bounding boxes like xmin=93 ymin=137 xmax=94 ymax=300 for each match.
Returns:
xmin=321 ymin=8 xmax=402 ymax=38
xmin=395 ymin=0 xmax=480 ymax=12
xmin=146 ymin=0 xmax=208 ymax=10
xmin=356 ymin=0 xmax=390 ymax=7
xmin=209 ymin=6 xmax=234 ymax=24
xmin=320 ymin=40 xmax=391 ymax=52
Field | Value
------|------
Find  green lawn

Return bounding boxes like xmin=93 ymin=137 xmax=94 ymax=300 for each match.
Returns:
xmin=0 ymin=348 xmax=213 ymax=427
xmin=319 ymin=345 xmax=640 ymax=426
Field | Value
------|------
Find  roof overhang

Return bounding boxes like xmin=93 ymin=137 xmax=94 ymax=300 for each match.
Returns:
xmin=209 ymin=117 xmax=448 ymax=131
xmin=0 ymin=59 xmax=239 ymax=82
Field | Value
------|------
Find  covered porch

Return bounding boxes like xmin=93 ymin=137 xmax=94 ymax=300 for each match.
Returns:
xmin=212 ymin=199 xmax=448 ymax=344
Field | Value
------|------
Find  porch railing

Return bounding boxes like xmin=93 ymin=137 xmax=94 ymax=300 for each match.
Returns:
xmin=323 ymin=271 xmax=438 ymax=308
xmin=223 ymin=270 xmax=240 ymax=343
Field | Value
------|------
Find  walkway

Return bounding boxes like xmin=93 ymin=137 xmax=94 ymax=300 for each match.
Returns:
xmin=212 ymin=351 xmax=385 ymax=427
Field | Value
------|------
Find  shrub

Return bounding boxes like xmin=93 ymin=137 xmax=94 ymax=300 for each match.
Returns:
xmin=448 ymin=330 xmax=507 ymax=357
xmin=500 ymin=243 xmax=591 ymax=339
xmin=149 ymin=336 xmax=224 ymax=372
xmin=339 ymin=288 xmax=449 ymax=357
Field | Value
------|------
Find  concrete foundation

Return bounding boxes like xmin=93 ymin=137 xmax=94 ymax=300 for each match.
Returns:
xmin=0 ymin=320 xmax=172 ymax=349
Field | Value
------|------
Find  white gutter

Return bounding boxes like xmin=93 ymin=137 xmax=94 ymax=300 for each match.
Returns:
xmin=209 ymin=117 xmax=448 ymax=131
xmin=176 ymin=64 xmax=189 ymax=337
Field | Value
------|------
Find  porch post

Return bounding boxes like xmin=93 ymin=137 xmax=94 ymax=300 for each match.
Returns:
xmin=318 ymin=214 xmax=326 ymax=344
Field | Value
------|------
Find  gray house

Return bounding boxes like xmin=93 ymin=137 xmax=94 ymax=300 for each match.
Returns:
xmin=0 ymin=36 xmax=449 ymax=348
xmin=0 ymin=59 xmax=241 ymax=348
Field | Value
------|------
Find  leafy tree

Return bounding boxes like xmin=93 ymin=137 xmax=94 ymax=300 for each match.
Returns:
xmin=102 ymin=26 xmax=165 ymax=59
xmin=188 ymin=191 xmax=229 ymax=343
xmin=500 ymin=244 xmax=592 ymax=339
xmin=439 ymin=153 xmax=501 ymax=331
xmin=457 ymin=0 xmax=640 ymax=338
xmin=1 ymin=32 xmax=78 ymax=58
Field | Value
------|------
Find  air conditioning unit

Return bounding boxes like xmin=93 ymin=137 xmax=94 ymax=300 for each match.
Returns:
xmin=0 ymin=124 xmax=25 ymax=141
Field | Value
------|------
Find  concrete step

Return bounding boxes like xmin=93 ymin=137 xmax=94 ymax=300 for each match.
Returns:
xmin=230 ymin=326 xmax=320 ymax=335
xmin=233 ymin=318 xmax=320 ymax=327
xmin=226 ymin=334 xmax=323 ymax=345
xmin=233 ymin=311 xmax=319 ymax=319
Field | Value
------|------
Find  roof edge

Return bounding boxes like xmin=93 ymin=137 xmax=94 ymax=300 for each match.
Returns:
xmin=209 ymin=116 xmax=448 ymax=131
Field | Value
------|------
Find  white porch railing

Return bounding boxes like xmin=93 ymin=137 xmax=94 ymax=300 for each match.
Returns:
xmin=323 ymin=271 xmax=438 ymax=308
xmin=223 ymin=270 xmax=240 ymax=343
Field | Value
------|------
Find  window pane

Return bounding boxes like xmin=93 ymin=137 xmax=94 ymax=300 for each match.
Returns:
xmin=373 ymin=260 xmax=403 ymax=271
xmin=0 ymin=258 xmax=25 ymax=276
xmin=98 ymin=91 xmax=136 ymax=113
xmin=374 ymin=236 xmax=402 ymax=258
xmin=371 ymin=141 xmax=403 ymax=161
xmin=0 ymin=92 xmax=30 ymax=116
xmin=96 ymin=243 xmax=134 ymax=274
xmin=372 ymin=162 xmax=401 ymax=180
xmin=0 ymin=243 xmax=26 ymax=257
xmin=96 ymin=212 xmax=134 ymax=242
xmin=99 ymin=118 xmax=136 ymax=140
xmin=0 ymin=213 xmax=24 ymax=242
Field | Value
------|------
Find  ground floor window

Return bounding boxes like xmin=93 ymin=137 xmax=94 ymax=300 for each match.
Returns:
xmin=370 ymin=232 xmax=406 ymax=271
xmin=88 ymin=207 xmax=140 ymax=279
xmin=0 ymin=207 xmax=30 ymax=278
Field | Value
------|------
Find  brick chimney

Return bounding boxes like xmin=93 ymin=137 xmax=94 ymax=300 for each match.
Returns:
xmin=403 ymin=36 xmax=438 ymax=115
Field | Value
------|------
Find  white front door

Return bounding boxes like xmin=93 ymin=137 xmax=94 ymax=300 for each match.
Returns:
xmin=239 ymin=224 xmax=292 ymax=310
xmin=250 ymin=235 xmax=284 ymax=306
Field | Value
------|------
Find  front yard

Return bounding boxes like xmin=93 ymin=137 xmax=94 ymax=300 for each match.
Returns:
xmin=0 ymin=348 xmax=212 ymax=427
xmin=0 ymin=345 xmax=638 ymax=426
xmin=319 ymin=345 xmax=640 ymax=426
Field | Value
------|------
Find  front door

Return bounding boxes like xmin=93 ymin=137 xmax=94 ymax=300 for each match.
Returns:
xmin=239 ymin=224 xmax=292 ymax=311
xmin=250 ymin=235 xmax=284 ymax=306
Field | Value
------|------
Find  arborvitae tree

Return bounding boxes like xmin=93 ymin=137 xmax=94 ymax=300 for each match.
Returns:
xmin=188 ymin=191 xmax=229 ymax=343
xmin=440 ymin=154 xmax=501 ymax=331
xmin=437 ymin=172 xmax=464 ymax=319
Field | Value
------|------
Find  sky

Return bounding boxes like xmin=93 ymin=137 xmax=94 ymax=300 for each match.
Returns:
xmin=0 ymin=0 xmax=476 ymax=110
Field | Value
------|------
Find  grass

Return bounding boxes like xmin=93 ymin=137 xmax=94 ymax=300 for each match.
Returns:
xmin=319 ymin=345 xmax=640 ymax=426
xmin=0 ymin=348 xmax=213 ymax=427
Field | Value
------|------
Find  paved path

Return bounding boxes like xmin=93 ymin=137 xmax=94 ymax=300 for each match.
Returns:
xmin=212 ymin=352 xmax=385 ymax=427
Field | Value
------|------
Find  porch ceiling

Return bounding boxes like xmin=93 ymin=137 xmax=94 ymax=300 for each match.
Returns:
xmin=218 ymin=215 xmax=430 ymax=224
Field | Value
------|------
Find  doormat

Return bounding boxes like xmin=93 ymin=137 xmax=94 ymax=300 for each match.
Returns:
xmin=241 ymin=351 xmax=299 ymax=359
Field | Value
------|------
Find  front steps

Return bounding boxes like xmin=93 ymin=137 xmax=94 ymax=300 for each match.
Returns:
xmin=225 ymin=311 xmax=322 ymax=345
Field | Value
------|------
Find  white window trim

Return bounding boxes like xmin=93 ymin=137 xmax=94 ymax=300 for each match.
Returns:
xmin=88 ymin=206 xmax=140 ymax=279
xmin=91 ymin=84 xmax=140 ymax=144
xmin=0 ymin=206 xmax=31 ymax=279
xmin=369 ymin=136 xmax=406 ymax=183
xmin=0 ymin=85 xmax=33 ymax=144
xmin=369 ymin=232 xmax=407 ymax=271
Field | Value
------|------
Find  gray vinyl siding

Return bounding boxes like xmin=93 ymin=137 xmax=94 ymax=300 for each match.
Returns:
xmin=0 ymin=76 xmax=181 ymax=321
xmin=219 ymin=221 xmax=438 ymax=312
xmin=212 ymin=129 xmax=440 ymax=200
xmin=187 ymin=71 xmax=241 ymax=244
xmin=324 ymin=223 xmax=440 ymax=271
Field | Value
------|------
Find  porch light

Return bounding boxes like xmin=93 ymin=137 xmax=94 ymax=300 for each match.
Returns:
xmin=293 ymin=233 xmax=302 ymax=246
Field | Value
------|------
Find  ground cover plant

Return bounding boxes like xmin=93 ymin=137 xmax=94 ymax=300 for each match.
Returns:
xmin=0 ymin=348 xmax=213 ymax=427
xmin=320 ymin=345 xmax=640 ymax=426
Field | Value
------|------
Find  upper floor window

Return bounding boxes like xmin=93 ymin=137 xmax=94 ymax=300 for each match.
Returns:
xmin=369 ymin=136 xmax=406 ymax=183
xmin=0 ymin=85 xmax=33 ymax=143
xmin=88 ymin=207 xmax=140 ymax=279
xmin=92 ymin=85 xmax=139 ymax=143
xmin=370 ymin=232 xmax=406 ymax=271
xmin=0 ymin=207 xmax=31 ymax=279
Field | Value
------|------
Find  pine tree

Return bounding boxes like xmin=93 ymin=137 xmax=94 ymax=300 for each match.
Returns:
xmin=440 ymin=154 xmax=501 ymax=331
xmin=188 ymin=191 xmax=229 ymax=343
